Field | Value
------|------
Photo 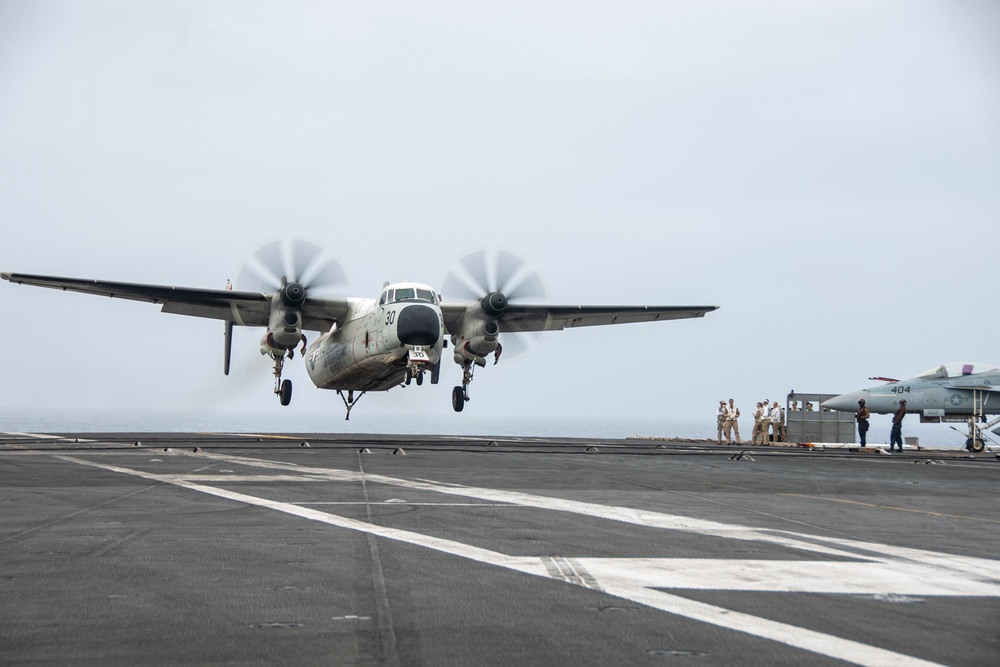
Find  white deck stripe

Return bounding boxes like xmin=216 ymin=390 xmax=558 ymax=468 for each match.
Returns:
xmin=55 ymin=453 xmax=960 ymax=667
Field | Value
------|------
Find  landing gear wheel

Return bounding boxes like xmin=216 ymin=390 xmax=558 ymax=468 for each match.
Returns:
xmin=966 ymin=437 xmax=985 ymax=453
xmin=279 ymin=379 xmax=292 ymax=406
xmin=404 ymin=368 xmax=412 ymax=386
xmin=452 ymin=386 xmax=466 ymax=412
xmin=416 ymin=371 xmax=424 ymax=386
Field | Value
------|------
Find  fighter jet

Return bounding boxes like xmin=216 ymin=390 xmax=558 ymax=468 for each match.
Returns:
xmin=822 ymin=362 xmax=1000 ymax=452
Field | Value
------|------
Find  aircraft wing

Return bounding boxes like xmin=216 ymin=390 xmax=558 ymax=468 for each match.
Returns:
xmin=440 ymin=302 xmax=718 ymax=334
xmin=1 ymin=272 xmax=350 ymax=332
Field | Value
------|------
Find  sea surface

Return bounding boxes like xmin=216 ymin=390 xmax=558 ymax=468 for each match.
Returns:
xmin=0 ymin=408 xmax=714 ymax=440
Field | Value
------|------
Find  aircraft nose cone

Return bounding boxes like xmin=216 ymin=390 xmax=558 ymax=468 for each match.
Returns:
xmin=822 ymin=390 xmax=868 ymax=412
xmin=397 ymin=305 xmax=440 ymax=346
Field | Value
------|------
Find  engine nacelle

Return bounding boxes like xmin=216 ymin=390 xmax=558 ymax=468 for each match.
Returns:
xmin=267 ymin=300 xmax=302 ymax=349
xmin=453 ymin=318 xmax=500 ymax=363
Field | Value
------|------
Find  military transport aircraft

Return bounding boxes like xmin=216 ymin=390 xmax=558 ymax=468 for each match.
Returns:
xmin=2 ymin=241 xmax=717 ymax=419
xmin=822 ymin=362 xmax=1000 ymax=452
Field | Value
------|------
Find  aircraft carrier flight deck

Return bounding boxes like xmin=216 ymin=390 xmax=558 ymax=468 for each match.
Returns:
xmin=2 ymin=431 xmax=998 ymax=666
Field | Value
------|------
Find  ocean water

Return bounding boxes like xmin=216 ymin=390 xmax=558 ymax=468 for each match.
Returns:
xmin=0 ymin=408 xmax=714 ymax=440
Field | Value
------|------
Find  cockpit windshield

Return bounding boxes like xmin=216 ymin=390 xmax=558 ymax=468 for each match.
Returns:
xmin=916 ymin=362 xmax=999 ymax=379
xmin=379 ymin=286 xmax=438 ymax=306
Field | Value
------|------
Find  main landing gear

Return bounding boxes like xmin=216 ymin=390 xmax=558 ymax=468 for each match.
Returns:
xmin=963 ymin=389 xmax=997 ymax=453
xmin=272 ymin=354 xmax=293 ymax=406
xmin=264 ymin=333 xmax=306 ymax=407
xmin=452 ymin=360 xmax=475 ymax=412
xmin=964 ymin=416 xmax=997 ymax=454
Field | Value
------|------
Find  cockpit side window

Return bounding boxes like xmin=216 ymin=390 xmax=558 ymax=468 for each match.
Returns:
xmin=379 ymin=290 xmax=389 ymax=306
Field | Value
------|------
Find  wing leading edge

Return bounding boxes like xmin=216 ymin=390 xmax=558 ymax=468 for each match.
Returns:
xmin=1 ymin=272 xmax=350 ymax=332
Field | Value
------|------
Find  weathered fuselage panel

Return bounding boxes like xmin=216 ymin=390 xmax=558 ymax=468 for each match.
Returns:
xmin=305 ymin=296 xmax=444 ymax=392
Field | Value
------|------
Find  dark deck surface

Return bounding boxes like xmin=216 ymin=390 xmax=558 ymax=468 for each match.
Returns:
xmin=2 ymin=432 xmax=998 ymax=666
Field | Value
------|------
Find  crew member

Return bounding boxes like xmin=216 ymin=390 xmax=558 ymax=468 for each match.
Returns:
xmin=724 ymin=399 xmax=741 ymax=444
xmin=751 ymin=402 xmax=765 ymax=444
xmin=769 ymin=401 xmax=783 ymax=443
xmin=760 ymin=398 xmax=771 ymax=445
xmin=776 ymin=402 xmax=787 ymax=442
xmin=889 ymin=399 xmax=907 ymax=452
xmin=717 ymin=401 xmax=726 ymax=444
xmin=855 ymin=399 xmax=870 ymax=446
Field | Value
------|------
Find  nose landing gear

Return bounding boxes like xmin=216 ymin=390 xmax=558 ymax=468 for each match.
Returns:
xmin=404 ymin=346 xmax=437 ymax=387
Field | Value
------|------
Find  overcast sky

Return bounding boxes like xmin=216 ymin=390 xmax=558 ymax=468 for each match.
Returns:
xmin=1 ymin=1 xmax=998 ymax=436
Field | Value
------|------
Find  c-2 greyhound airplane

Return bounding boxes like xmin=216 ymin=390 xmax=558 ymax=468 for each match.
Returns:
xmin=822 ymin=362 xmax=1000 ymax=452
xmin=2 ymin=242 xmax=718 ymax=419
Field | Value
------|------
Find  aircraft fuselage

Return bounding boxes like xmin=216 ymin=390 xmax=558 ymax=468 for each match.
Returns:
xmin=305 ymin=292 xmax=445 ymax=392
xmin=823 ymin=364 xmax=1000 ymax=418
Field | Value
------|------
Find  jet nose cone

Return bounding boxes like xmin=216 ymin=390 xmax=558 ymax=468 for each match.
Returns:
xmin=822 ymin=390 xmax=868 ymax=412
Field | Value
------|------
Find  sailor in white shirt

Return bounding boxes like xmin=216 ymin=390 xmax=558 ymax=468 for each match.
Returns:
xmin=724 ymin=398 xmax=741 ymax=444
xmin=769 ymin=401 xmax=783 ymax=443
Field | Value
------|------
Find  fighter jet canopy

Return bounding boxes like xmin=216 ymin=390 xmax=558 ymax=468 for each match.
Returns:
xmin=916 ymin=362 xmax=1000 ymax=380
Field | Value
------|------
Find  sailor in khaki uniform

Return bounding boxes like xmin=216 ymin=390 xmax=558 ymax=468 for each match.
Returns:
xmin=724 ymin=399 xmax=741 ymax=444
xmin=717 ymin=400 xmax=726 ymax=444
xmin=751 ymin=402 xmax=765 ymax=444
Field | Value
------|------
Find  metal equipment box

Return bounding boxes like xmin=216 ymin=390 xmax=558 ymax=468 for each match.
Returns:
xmin=785 ymin=392 xmax=857 ymax=443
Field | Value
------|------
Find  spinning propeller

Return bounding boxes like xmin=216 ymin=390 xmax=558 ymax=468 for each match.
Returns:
xmin=229 ymin=239 xmax=348 ymax=399
xmin=442 ymin=249 xmax=547 ymax=303
xmin=236 ymin=238 xmax=347 ymax=298
xmin=442 ymin=249 xmax=548 ymax=358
